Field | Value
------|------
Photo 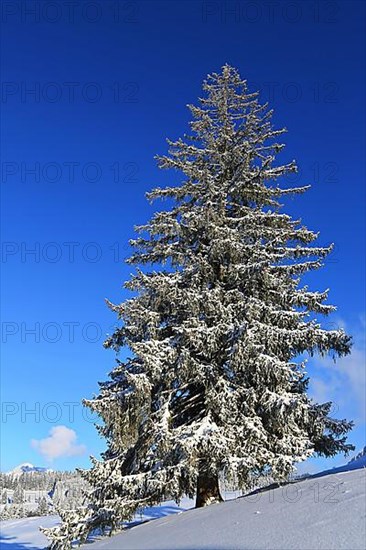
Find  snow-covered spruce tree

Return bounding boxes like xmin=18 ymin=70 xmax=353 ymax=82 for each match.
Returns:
xmin=43 ymin=65 xmax=354 ymax=548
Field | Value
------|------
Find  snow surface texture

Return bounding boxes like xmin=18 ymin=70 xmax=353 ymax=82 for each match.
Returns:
xmin=0 ymin=500 xmax=192 ymax=550
xmin=0 ymin=515 xmax=59 ymax=550
xmin=83 ymin=468 xmax=366 ymax=550
xmin=1 ymin=468 xmax=364 ymax=550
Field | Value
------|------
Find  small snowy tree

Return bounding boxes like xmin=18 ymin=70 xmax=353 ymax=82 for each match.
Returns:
xmin=12 ymin=485 xmax=25 ymax=505
xmin=36 ymin=496 xmax=50 ymax=516
xmin=43 ymin=65 xmax=354 ymax=548
xmin=0 ymin=505 xmax=10 ymax=520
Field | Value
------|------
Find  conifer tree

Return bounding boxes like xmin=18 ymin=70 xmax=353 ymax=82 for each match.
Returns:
xmin=12 ymin=485 xmax=25 ymax=505
xmin=37 ymin=496 xmax=50 ymax=516
xmin=0 ymin=505 xmax=10 ymax=521
xmin=43 ymin=65 xmax=354 ymax=549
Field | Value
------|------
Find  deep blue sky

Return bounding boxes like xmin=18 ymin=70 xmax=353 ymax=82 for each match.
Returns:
xmin=1 ymin=0 xmax=365 ymax=473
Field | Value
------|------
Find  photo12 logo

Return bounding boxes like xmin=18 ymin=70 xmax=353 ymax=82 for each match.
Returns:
xmin=1 ymin=321 xmax=104 ymax=343
xmin=201 ymin=1 xmax=340 ymax=24
xmin=1 ymin=82 xmax=139 ymax=104
xmin=1 ymin=1 xmax=139 ymax=24
xmin=1 ymin=401 xmax=97 ymax=424
xmin=1 ymin=161 xmax=139 ymax=184
xmin=1 ymin=241 xmax=130 ymax=264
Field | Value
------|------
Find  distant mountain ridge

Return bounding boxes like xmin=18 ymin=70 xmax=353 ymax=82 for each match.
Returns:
xmin=347 ymin=446 xmax=366 ymax=468
xmin=309 ymin=445 xmax=366 ymax=479
xmin=6 ymin=448 xmax=366 ymax=477
xmin=6 ymin=463 xmax=52 ymax=476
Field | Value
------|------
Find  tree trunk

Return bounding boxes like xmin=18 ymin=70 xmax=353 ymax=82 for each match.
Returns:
xmin=195 ymin=466 xmax=223 ymax=508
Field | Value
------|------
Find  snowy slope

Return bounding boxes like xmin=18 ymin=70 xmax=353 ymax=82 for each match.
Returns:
xmin=1 ymin=467 xmax=365 ymax=550
xmin=0 ymin=515 xmax=59 ymax=549
xmin=85 ymin=468 xmax=366 ymax=550
xmin=0 ymin=501 xmax=192 ymax=549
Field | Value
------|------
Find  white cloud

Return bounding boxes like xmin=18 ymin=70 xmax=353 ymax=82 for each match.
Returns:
xmin=309 ymin=314 xmax=366 ymax=422
xmin=31 ymin=425 xmax=86 ymax=462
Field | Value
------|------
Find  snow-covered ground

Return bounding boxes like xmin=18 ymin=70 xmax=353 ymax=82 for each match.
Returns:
xmin=0 ymin=515 xmax=59 ymax=550
xmin=86 ymin=468 xmax=366 ymax=550
xmin=1 ymin=466 xmax=365 ymax=550
xmin=0 ymin=500 xmax=193 ymax=549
